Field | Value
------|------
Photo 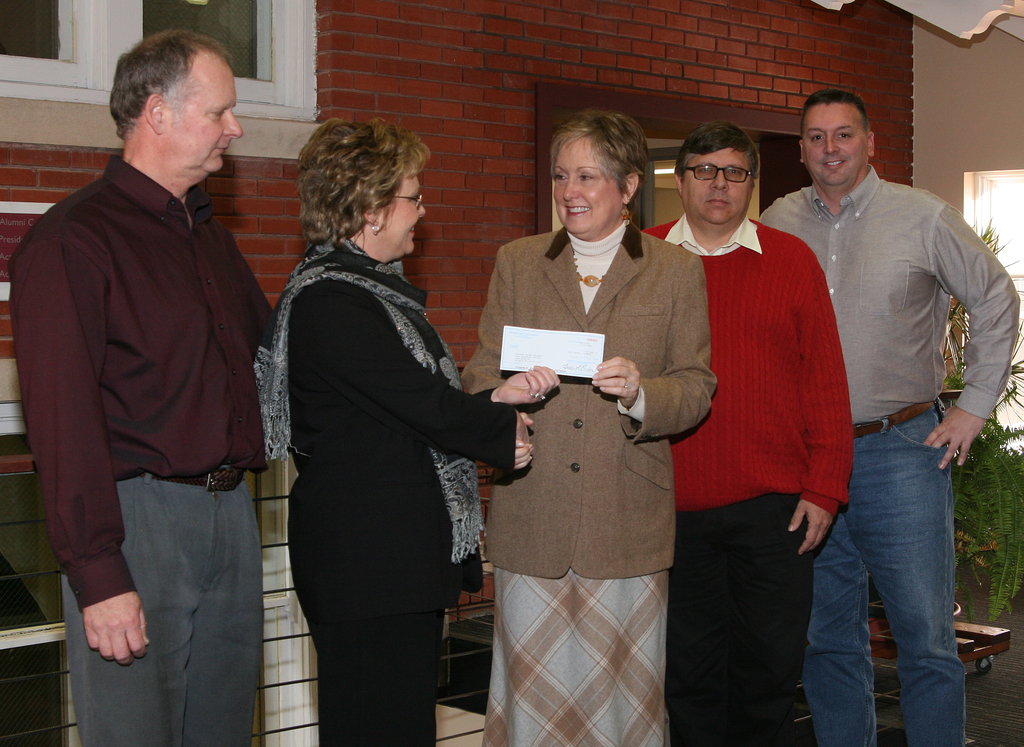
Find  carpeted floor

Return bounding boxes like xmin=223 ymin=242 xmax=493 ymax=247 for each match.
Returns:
xmin=949 ymin=576 xmax=1021 ymax=746
xmin=797 ymin=575 xmax=1024 ymax=747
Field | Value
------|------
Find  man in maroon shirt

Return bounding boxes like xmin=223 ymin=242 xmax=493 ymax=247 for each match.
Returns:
xmin=10 ymin=30 xmax=270 ymax=747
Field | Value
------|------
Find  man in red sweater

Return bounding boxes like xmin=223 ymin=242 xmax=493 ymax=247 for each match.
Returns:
xmin=645 ymin=121 xmax=853 ymax=747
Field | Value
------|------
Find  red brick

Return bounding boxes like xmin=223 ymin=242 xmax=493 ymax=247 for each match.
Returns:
xmin=442 ymin=10 xmax=483 ymax=31
xmin=484 ymin=16 xmax=523 ymax=36
xmin=524 ymin=22 xmax=562 ymax=42
xmin=69 ymin=150 xmax=114 ymax=170
xmin=257 ymin=257 xmax=302 ymax=275
xmin=544 ymin=9 xmax=583 ymax=28
xmin=354 ymin=73 xmax=401 ymax=94
xmin=259 ymin=217 xmax=302 ymax=236
xmin=560 ymin=28 xmax=598 ymax=47
xmin=10 ymin=148 xmax=69 ymax=167
xmin=206 ymin=177 xmax=257 ymax=196
xmin=9 ymin=188 xmax=71 ymax=202
xmin=233 ymin=231 xmax=290 ymax=253
xmin=0 ymin=168 xmax=37 ymax=187
xmin=523 ymin=58 xmax=561 ymax=77
xmin=38 ymin=171 xmax=99 ymax=190
xmin=219 ymin=216 xmax=261 ymax=233
xmin=581 ymin=16 xmax=617 ymax=34
xmin=377 ymin=57 xmax=421 ymax=78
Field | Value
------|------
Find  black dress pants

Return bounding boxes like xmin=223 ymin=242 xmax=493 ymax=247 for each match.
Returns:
xmin=666 ymin=494 xmax=814 ymax=747
xmin=308 ymin=609 xmax=445 ymax=746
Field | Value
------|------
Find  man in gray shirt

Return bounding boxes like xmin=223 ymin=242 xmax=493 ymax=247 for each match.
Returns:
xmin=761 ymin=88 xmax=1019 ymax=747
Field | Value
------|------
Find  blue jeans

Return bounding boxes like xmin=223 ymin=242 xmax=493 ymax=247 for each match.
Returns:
xmin=803 ymin=407 xmax=964 ymax=747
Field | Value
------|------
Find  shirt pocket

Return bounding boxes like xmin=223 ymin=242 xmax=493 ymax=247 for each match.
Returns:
xmin=859 ymin=260 xmax=909 ymax=315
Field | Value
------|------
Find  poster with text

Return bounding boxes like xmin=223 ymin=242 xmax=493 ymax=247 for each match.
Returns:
xmin=0 ymin=203 xmax=53 ymax=302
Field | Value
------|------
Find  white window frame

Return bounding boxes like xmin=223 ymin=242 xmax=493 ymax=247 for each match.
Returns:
xmin=0 ymin=0 xmax=316 ymax=120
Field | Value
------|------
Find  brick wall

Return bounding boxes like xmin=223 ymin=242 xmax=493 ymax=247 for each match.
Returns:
xmin=0 ymin=0 xmax=913 ymax=363
xmin=0 ymin=145 xmax=302 ymax=359
xmin=318 ymin=0 xmax=913 ymax=360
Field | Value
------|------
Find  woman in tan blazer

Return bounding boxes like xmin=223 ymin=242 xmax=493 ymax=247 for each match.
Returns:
xmin=462 ymin=110 xmax=716 ymax=747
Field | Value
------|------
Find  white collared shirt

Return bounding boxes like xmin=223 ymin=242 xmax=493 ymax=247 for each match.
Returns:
xmin=664 ymin=215 xmax=762 ymax=257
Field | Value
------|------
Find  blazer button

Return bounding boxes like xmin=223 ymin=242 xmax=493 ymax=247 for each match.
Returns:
xmin=570 ymin=463 xmax=580 ymax=472
xmin=573 ymin=419 xmax=583 ymax=429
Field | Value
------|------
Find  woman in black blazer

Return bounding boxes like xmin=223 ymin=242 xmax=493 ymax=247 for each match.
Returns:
xmin=256 ymin=119 xmax=557 ymax=746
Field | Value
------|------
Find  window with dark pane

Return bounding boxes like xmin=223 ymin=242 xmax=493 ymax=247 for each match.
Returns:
xmin=143 ymin=0 xmax=271 ymax=81
xmin=0 ymin=0 xmax=60 ymax=60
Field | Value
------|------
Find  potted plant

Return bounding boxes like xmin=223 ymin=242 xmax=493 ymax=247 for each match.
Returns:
xmin=946 ymin=224 xmax=1024 ymax=621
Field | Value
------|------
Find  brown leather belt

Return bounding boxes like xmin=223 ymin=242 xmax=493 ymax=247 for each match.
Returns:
xmin=853 ymin=402 xmax=936 ymax=438
xmin=154 ymin=467 xmax=245 ymax=492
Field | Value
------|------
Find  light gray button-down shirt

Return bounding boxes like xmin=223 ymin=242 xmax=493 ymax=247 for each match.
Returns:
xmin=761 ymin=167 xmax=1019 ymax=424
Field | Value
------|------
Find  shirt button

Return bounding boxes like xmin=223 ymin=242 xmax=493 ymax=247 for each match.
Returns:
xmin=207 ymin=278 xmax=212 ymax=284
xmin=237 ymin=417 xmax=243 ymax=423
xmin=573 ymin=419 xmax=583 ymax=429
xmin=219 ymin=324 xmax=225 ymax=330
xmin=831 ymin=255 xmax=836 ymax=262
xmin=829 ymin=288 xmax=834 ymax=295
xmin=570 ymin=463 xmax=580 ymax=473
xmin=232 ymin=369 xmax=237 ymax=375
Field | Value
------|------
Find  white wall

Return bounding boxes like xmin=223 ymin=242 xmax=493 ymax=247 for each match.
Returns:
xmin=913 ymin=21 xmax=1024 ymax=209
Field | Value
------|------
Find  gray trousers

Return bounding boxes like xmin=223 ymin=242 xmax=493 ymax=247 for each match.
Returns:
xmin=62 ymin=474 xmax=263 ymax=747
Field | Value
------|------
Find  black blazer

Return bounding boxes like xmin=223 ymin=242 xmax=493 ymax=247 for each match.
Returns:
xmin=286 ymin=280 xmax=517 ymax=624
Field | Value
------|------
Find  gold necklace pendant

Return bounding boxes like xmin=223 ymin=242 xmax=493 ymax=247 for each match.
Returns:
xmin=578 ymin=272 xmax=603 ymax=287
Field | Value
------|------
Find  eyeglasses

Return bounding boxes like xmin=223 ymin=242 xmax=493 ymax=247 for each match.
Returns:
xmin=683 ymin=164 xmax=752 ymax=183
xmin=395 ymin=194 xmax=423 ymax=208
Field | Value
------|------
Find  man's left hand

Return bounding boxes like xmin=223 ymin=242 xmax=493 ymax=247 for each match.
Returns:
xmin=789 ymin=499 xmax=834 ymax=555
xmin=923 ymin=406 xmax=986 ymax=469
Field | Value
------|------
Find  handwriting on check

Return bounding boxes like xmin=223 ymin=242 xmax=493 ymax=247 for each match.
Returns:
xmin=499 ymin=325 xmax=605 ymax=377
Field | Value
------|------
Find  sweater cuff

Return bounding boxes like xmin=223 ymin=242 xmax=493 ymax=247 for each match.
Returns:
xmin=800 ymin=491 xmax=842 ymax=516
xmin=65 ymin=552 xmax=137 ymax=611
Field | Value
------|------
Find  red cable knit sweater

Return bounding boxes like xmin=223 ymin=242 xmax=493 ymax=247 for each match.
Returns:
xmin=646 ymin=219 xmax=852 ymax=514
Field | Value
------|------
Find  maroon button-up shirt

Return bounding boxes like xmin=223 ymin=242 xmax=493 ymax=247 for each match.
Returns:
xmin=10 ymin=156 xmax=271 ymax=608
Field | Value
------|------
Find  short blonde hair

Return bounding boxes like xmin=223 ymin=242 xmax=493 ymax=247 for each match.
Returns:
xmin=297 ymin=119 xmax=429 ymax=246
xmin=550 ymin=109 xmax=648 ymax=208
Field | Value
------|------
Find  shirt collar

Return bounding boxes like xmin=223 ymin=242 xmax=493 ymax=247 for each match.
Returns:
xmin=807 ymin=165 xmax=881 ymax=221
xmin=666 ymin=215 xmax=762 ymax=256
xmin=104 ymin=155 xmax=214 ymax=227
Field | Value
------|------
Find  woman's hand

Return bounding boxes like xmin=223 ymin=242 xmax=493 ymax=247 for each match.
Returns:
xmin=492 ymin=366 xmax=560 ymax=406
xmin=513 ymin=412 xmax=535 ymax=470
xmin=592 ymin=356 xmax=641 ymax=409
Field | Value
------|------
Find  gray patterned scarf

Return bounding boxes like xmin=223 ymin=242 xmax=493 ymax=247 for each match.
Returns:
xmin=255 ymin=240 xmax=483 ymax=562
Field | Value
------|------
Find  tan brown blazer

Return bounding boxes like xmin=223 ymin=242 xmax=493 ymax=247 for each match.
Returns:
xmin=463 ymin=225 xmax=715 ymax=579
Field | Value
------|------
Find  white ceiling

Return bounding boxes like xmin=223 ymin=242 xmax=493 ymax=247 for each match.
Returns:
xmin=809 ymin=0 xmax=1024 ymax=41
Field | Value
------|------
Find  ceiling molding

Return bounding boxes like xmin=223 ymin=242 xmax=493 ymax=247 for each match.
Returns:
xmin=810 ymin=0 xmax=1024 ymax=40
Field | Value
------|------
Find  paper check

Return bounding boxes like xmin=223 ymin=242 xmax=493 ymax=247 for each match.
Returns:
xmin=499 ymin=325 xmax=605 ymax=377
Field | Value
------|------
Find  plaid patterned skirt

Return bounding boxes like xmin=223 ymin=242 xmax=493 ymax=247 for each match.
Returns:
xmin=483 ymin=567 xmax=669 ymax=747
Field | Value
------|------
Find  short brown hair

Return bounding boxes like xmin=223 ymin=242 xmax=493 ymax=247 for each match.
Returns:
xmin=297 ymin=119 xmax=430 ymax=247
xmin=550 ymin=109 xmax=648 ymax=209
xmin=802 ymin=88 xmax=870 ymax=134
xmin=110 ymin=30 xmax=231 ymax=140
xmin=675 ymin=121 xmax=759 ymax=180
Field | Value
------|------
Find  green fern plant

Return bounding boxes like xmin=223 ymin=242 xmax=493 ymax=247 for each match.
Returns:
xmin=946 ymin=223 xmax=1024 ymax=620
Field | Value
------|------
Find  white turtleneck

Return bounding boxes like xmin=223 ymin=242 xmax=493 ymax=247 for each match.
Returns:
xmin=569 ymin=222 xmax=627 ymax=312
xmin=567 ymin=221 xmax=645 ymax=421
